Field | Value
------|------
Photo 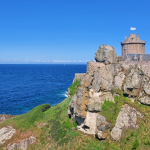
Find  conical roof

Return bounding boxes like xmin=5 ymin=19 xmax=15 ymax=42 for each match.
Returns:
xmin=121 ymin=34 xmax=146 ymax=44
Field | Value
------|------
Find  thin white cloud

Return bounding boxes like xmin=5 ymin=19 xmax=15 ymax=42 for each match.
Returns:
xmin=78 ymin=60 xmax=86 ymax=62
xmin=53 ymin=60 xmax=86 ymax=63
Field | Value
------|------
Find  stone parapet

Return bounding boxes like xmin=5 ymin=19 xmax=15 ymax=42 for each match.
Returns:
xmin=87 ymin=62 xmax=105 ymax=72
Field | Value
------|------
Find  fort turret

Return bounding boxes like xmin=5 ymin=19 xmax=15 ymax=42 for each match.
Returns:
xmin=121 ymin=34 xmax=146 ymax=60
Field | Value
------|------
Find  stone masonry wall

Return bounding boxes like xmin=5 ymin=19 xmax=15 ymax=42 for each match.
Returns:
xmin=87 ymin=62 xmax=105 ymax=72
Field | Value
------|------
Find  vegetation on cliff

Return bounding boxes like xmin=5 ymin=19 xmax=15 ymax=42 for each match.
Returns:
xmin=69 ymin=79 xmax=81 ymax=97
xmin=1 ymin=81 xmax=150 ymax=149
xmin=0 ymin=81 xmax=104 ymax=150
xmin=100 ymin=89 xmax=150 ymax=150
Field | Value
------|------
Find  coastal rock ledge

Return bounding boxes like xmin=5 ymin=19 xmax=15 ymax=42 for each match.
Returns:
xmin=68 ymin=44 xmax=148 ymax=140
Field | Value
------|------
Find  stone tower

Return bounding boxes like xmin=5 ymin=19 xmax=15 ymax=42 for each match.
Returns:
xmin=121 ymin=34 xmax=146 ymax=60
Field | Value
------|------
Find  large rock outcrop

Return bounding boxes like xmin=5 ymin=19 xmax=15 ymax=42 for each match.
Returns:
xmin=69 ymin=44 xmax=150 ymax=139
xmin=95 ymin=45 xmax=117 ymax=64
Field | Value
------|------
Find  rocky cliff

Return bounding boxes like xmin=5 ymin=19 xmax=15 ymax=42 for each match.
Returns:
xmin=68 ymin=45 xmax=149 ymax=141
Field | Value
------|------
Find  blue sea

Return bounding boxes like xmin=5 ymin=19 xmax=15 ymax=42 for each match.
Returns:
xmin=0 ymin=64 xmax=86 ymax=115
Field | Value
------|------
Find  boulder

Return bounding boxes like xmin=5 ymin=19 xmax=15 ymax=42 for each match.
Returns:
xmin=94 ymin=45 xmax=117 ymax=64
xmin=0 ymin=126 xmax=16 ymax=145
xmin=96 ymin=114 xmax=111 ymax=132
xmin=139 ymin=96 xmax=150 ymax=105
xmin=111 ymin=104 xmax=143 ymax=141
xmin=7 ymin=136 xmax=36 ymax=150
xmin=111 ymin=127 xmax=122 ymax=141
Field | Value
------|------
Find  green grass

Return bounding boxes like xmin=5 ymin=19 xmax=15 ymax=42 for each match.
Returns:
xmin=0 ymin=104 xmax=51 ymax=131
xmin=69 ymin=79 xmax=81 ymax=97
xmin=100 ymin=94 xmax=129 ymax=127
xmin=0 ymin=97 xmax=119 ymax=150
xmin=2 ymin=87 xmax=150 ymax=149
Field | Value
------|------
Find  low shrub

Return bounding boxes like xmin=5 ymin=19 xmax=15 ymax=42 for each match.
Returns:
xmin=132 ymin=139 xmax=139 ymax=149
xmin=126 ymin=136 xmax=130 ymax=140
xmin=130 ymin=132 xmax=134 ymax=137
xmin=144 ymin=139 xmax=150 ymax=145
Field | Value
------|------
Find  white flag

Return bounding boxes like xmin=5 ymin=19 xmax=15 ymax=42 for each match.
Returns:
xmin=130 ymin=27 xmax=136 ymax=30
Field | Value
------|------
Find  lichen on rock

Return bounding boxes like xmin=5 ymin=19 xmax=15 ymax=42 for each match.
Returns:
xmin=68 ymin=44 xmax=150 ymax=142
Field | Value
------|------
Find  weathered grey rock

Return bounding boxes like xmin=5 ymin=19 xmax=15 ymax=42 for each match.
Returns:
xmin=80 ymin=72 xmax=93 ymax=88
xmin=139 ymin=96 xmax=150 ymax=105
xmin=93 ymin=64 xmax=114 ymax=92
xmin=94 ymin=45 xmax=117 ymax=64
xmin=0 ymin=126 xmax=16 ymax=145
xmin=69 ymin=94 xmax=77 ymax=107
xmin=111 ymin=127 xmax=122 ymax=141
xmin=111 ymin=104 xmax=143 ymax=141
xmin=87 ymin=97 xmax=102 ymax=112
xmin=114 ymin=72 xmax=125 ymax=89
xmin=96 ymin=114 xmax=111 ymax=132
xmin=7 ymin=136 xmax=36 ymax=150
xmin=123 ymin=66 xmax=144 ymax=97
xmin=143 ymin=82 xmax=150 ymax=95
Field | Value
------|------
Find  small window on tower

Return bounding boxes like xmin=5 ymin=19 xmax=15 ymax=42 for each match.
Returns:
xmin=132 ymin=38 xmax=133 ymax=40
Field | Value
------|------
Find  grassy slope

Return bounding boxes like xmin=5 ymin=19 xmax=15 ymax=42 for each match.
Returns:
xmin=1 ymin=81 xmax=150 ymax=149
xmin=0 ymin=98 xmax=105 ymax=150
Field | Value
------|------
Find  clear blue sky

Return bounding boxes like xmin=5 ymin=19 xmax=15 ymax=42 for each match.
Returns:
xmin=0 ymin=0 xmax=150 ymax=64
